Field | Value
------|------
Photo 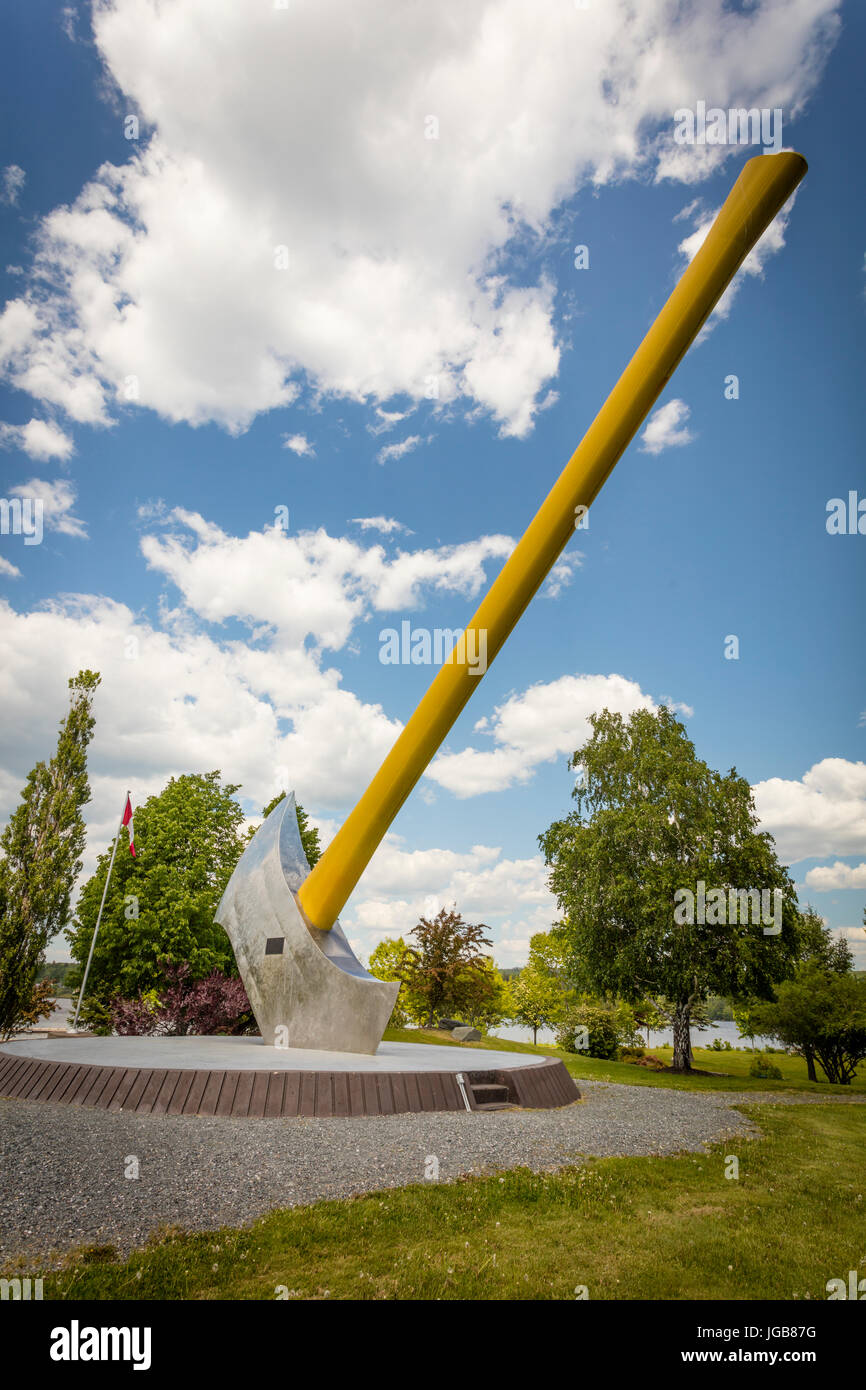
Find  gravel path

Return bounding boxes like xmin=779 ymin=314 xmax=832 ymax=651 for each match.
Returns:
xmin=0 ymin=1082 xmax=862 ymax=1267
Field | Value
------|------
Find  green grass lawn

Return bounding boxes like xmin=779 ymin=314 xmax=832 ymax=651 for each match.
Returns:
xmin=36 ymin=1104 xmax=866 ymax=1300
xmin=383 ymin=1027 xmax=866 ymax=1094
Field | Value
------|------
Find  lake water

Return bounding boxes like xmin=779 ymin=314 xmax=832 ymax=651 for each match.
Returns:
xmin=495 ymin=1018 xmax=777 ymax=1050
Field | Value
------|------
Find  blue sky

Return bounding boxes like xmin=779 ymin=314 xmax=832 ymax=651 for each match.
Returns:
xmin=0 ymin=0 xmax=863 ymax=968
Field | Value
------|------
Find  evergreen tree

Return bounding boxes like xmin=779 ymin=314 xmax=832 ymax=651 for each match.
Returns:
xmin=0 ymin=670 xmax=100 ymax=1039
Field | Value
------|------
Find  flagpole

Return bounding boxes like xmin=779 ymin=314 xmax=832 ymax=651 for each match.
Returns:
xmin=72 ymin=790 xmax=130 ymax=1032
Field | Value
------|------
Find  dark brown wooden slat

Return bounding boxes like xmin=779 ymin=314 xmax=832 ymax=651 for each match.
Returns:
xmin=53 ymin=1064 xmax=92 ymax=1105
xmin=92 ymin=1067 xmax=128 ymax=1110
xmin=22 ymin=1060 xmax=66 ymax=1103
xmin=66 ymin=1067 xmax=100 ymax=1106
xmin=281 ymin=1072 xmax=300 ymax=1117
xmin=150 ymin=1071 xmax=183 ymax=1115
xmin=403 ymin=1071 xmax=423 ymax=1113
xmin=7 ymin=1059 xmax=45 ymax=1098
xmin=376 ymin=1074 xmax=395 ymax=1116
xmin=315 ymin=1073 xmax=334 ymax=1117
xmin=361 ymin=1072 xmax=380 ymax=1115
xmin=0 ymin=1053 xmax=25 ymax=1090
xmin=232 ymin=1071 xmax=255 ymax=1118
xmin=166 ymin=1070 xmax=196 ymax=1115
xmin=264 ymin=1073 xmax=286 ymax=1117
xmin=75 ymin=1066 xmax=115 ymax=1107
xmin=197 ymin=1071 xmax=225 ymax=1116
xmin=415 ymin=1072 xmax=436 ymax=1112
xmin=347 ymin=1073 xmax=364 ymax=1116
xmin=389 ymin=1072 xmax=409 ymax=1115
xmin=247 ymin=1072 xmax=270 ymax=1117
xmin=298 ymin=1072 xmax=316 ymax=1117
xmin=107 ymin=1068 xmax=141 ymax=1111
xmin=181 ymin=1070 xmax=211 ymax=1115
xmin=333 ymin=1072 xmax=350 ymax=1117
xmin=429 ymin=1072 xmax=452 ymax=1112
xmin=215 ymin=1070 xmax=241 ymax=1117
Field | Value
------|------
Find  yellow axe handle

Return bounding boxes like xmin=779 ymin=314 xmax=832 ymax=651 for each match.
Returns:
xmin=299 ymin=150 xmax=807 ymax=932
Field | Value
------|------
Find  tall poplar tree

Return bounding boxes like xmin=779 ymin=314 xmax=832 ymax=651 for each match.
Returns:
xmin=0 ymin=670 xmax=100 ymax=1039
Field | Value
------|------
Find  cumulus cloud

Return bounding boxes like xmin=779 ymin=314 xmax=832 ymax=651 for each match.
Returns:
xmin=0 ymin=556 xmax=21 ymax=579
xmin=640 ymin=398 xmax=695 ymax=455
xmin=0 ymin=0 xmax=839 ymax=440
xmin=282 ymin=433 xmax=315 ymax=457
xmin=0 ymin=417 xmax=75 ymax=461
xmin=140 ymin=508 xmax=515 ymax=650
xmin=343 ymin=835 xmax=556 ymax=965
xmin=10 ymin=478 xmax=86 ymax=538
xmin=803 ymin=860 xmax=866 ymax=892
xmin=427 ymin=672 xmax=661 ymax=797
xmin=752 ymin=759 xmax=866 ymax=864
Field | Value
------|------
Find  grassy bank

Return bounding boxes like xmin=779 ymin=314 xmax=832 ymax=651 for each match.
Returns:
xmin=35 ymin=1104 xmax=865 ymax=1300
xmin=383 ymin=1027 xmax=866 ymax=1094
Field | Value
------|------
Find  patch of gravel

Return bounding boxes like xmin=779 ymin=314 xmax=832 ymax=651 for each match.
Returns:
xmin=0 ymin=1080 xmax=787 ymax=1267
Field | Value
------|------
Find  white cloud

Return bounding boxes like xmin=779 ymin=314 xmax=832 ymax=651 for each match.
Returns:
xmin=10 ymin=478 xmax=86 ymax=538
xmin=803 ymin=860 xmax=866 ymax=892
xmin=542 ymin=553 xmax=581 ymax=598
xmin=140 ymin=508 xmax=514 ymax=650
xmin=640 ymin=398 xmax=694 ymax=455
xmin=282 ymin=433 xmax=315 ymax=457
xmin=677 ymin=196 xmax=795 ymax=331
xmin=427 ymin=672 xmax=661 ymax=797
xmin=0 ymin=0 xmax=839 ymax=439
xmin=376 ymin=434 xmax=428 ymax=466
xmin=0 ymin=556 xmax=21 ymax=579
xmin=350 ymin=516 xmax=412 ymax=536
xmin=752 ymin=759 xmax=866 ymax=864
xmin=342 ymin=834 xmax=556 ymax=966
xmin=1 ymin=165 xmax=25 ymax=207
xmin=0 ymin=417 xmax=75 ymax=461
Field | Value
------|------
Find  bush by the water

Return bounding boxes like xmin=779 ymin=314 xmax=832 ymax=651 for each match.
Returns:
xmin=555 ymin=999 xmax=642 ymax=1059
xmin=749 ymin=1052 xmax=784 ymax=1080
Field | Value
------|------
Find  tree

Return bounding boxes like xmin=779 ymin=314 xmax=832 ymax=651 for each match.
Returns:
xmin=260 ymin=792 xmax=321 ymax=866
xmin=455 ymin=956 xmax=510 ymax=1031
xmin=748 ymin=966 xmax=866 ymax=1085
xmin=67 ymin=771 xmax=246 ymax=1027
xmin=540 ymin=707 xmax=804 ymax=1072
xmin=368 ymin=936 xmax=421 ymax=1027
xmin=399 ymin=907 xmax=493 ymax=1027
xmin=735 ymin=909 xmax=850 ymax=1078
xmin=507 ymin=964 xmax=564 ymax=1044
xmin=0 ymin=671 xmax=100 ymax=1040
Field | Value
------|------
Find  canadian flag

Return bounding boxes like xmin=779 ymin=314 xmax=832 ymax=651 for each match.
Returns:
xmin=122 ymin=793 xmax=136 ymax=857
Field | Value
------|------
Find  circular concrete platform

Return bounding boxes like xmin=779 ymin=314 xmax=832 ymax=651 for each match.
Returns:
xmin=0 ymin=1036 xmax=579 ymax=1117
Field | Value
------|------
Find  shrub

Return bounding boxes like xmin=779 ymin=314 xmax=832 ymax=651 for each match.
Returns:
xmin=110 ymin=962 xmax=254 ymax=1036
xmin=555 ymin=999 xmax=640 ymax=1059
xmin=749 ymin=1052 xmax=783 ymax=1080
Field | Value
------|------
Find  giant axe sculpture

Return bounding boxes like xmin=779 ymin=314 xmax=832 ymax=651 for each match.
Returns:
xmin=217 ymin=151 xmax=807 ymax=1052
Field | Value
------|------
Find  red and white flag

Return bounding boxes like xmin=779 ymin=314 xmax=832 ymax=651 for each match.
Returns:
xmin=122 ymin=793 xmax=136 ymax=857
